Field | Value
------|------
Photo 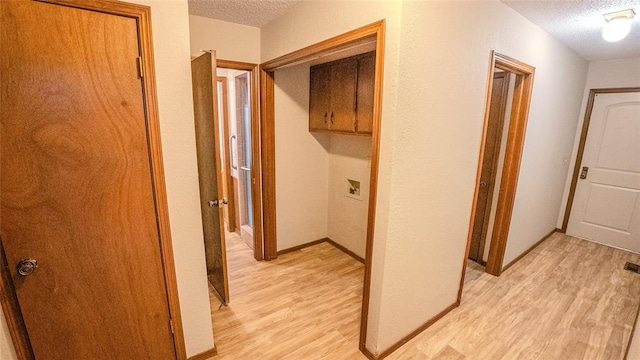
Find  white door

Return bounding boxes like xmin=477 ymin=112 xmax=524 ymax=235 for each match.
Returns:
xmin=567 ymin=91 xmax=640 ymax=252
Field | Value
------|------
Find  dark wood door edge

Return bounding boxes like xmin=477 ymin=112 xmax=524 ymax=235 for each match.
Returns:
xmin=560 ymin=87 xmax=640 ymax=233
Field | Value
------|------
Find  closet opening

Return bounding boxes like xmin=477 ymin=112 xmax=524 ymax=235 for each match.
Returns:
xmin=259 ymin=20 xmax=385 ymax=355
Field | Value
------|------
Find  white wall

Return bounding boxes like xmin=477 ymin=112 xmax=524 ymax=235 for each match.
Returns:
xmin=558 ymin=56 xmax=640 ymax=228
xmin=263 ymin=0 xmax=588 ymax=354
xmin=189 ymin=15 xmax=260 ymax=63
xmin=328 ymin=136 xmax=372 ymax=259
xmin=274 ymin=64 xmax=331 ymax=250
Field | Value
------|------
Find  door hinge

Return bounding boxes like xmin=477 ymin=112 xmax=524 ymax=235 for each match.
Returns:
xmin=169 ymin=319 xmax=175 ymax=334
xmin=136 ymin=57 xmax=144 ymax=79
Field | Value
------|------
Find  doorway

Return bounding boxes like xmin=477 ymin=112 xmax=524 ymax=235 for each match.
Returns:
xmin=259 ymin=21 xmax=385 ymax=355
xmin=468 ymin=70 xmax=513 ymax=264
xmin=562 ymin=88 xmax=640 ymax=251
xmin=460 ymin=51 xmax=535 ymax=293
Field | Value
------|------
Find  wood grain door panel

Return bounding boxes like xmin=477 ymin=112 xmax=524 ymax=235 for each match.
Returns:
xmin=0 ymin=1 xmax=176 ymax=358
xmin=356 ymin=52 xmax=375 ymax=134
xmin=191 ymin=52 xmax=229 ymax=304
xmin=329 ymin=60 xmax=357 ymax=132
xmin=309 ymin=65 xmax=331 ymax=131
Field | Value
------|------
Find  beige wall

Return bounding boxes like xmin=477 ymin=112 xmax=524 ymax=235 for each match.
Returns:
xmin=189 ymin=15 xmax=260 ymax=63
xmin=558 ymin=56 xmax=640 ymax=228
xmin=274 ymin=64 xmax=331 ymax=250
xmin=328 ymin=137 xmax=372 ymax=259
xmin=263 ymin=0 xmax=588 ymax=354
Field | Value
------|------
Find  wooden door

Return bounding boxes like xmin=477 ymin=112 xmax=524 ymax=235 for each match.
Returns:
xmin=191 ymin=52 xmax=230 ymax=304
xmin=330 ymin=60 xmax=358 ymax=132
xmin=469 ymin=71 xmax=510 ymax=262
xmin=567 ymin=92 xmax=640 ymax=251
xmin=309 ymin=65 xmax=332 ymax=131
xmin=0 ymin=1 xmax=178 ymax=358
xmin=356 ymin=52 xmax=376 ymax=135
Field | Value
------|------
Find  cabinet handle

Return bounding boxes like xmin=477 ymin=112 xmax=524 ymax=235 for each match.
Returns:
xmin=324 ymin=112 xmax=328 ymax=123
xmin=330 ymin=112 xmax=334 ymax=124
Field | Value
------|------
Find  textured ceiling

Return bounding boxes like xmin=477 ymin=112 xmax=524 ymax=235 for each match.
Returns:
xmin=188 ymin=0 xmax=301 ymax=28
xmin=502 ymin=0 xmax=640 ymax=61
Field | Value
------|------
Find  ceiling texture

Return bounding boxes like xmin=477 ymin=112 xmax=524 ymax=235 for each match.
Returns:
xmin=188 ymin=0 xmax=640 ymax=62
xmin=502 ymin=0 xmax=640 ymax=61
xmin=188 ymin=0 xmax=301 ymax=28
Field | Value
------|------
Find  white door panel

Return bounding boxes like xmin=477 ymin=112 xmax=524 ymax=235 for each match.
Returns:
xmin=567 ymin=92 xmax=640 ymax=252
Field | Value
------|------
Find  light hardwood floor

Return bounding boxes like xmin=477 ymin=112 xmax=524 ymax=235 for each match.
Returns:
xmin=208 ymin=232 xmax=640 ymax=359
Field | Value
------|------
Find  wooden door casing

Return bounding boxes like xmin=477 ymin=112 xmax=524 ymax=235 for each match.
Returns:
xmin=468 ymin=71 xmax=510 ymax=262
xmin=191 ymin=52 xmax=230 ymax=304
xmin=0 ymin=1 xmax=183 ymax=358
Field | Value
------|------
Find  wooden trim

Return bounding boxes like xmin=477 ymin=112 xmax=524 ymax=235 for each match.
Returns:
xmin=258 ymin=20 xmax=385 ymax=356
xmin=217 ymin=59 xmax=264 ymax=261
xmin=370 ymin=302 xmax=459 ymax=360
xmin=261 ymin=21 xmax=382 ymax=71
xmin=0 ymin=1 xmax=188 ymax=359
xmin=484 ymin=52 xmax=535 ymax=277
xmin=326 ymin=239 xmax=365 ymax=264
xmin=0 ymin=241 xmax=33 ymax=359
xmin=259 ymin=69 xmax=278 ymax=260
xmin=560 ymin=87 xmax=640 ymax=232
xmin=501 ymin=228 xmax=557 ymax=273
xmin=277 ymin=238 xmax=365 ymax=264
xmin=187 ymin=346 xmax=217 ymax=360
xmin=277 ymin=238 xmax=328 ymax=256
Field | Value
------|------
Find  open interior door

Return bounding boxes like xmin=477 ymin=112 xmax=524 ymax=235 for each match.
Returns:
xmin=191 ymin=51 xmax=230 ymax=304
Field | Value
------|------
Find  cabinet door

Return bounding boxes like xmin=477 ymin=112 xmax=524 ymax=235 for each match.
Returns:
xmin=356 ymin=52 xmax=375 ymax=134
xmin=329 ymin=60 xmax=357 ymax=132
xmin=309 ymin=65 xmax=331 ymax=131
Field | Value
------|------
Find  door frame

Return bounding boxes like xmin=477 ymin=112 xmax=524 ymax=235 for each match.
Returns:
xmin=459 ymin=52 xmax=535 ymax=287
xmin=217 ymin=60 xmax=264 ymax=261
xmin=259 ymin=20 xmax=385 ymax=356
xmin=560 ymin=87 xmax=640 ymax=233
xmin=0 ymin=0 xmax=187 ymax=358
xmin=468 ymin=70 xmax=511 ymax=263
xmin=216 ymin=76 xmax=239 ymax=233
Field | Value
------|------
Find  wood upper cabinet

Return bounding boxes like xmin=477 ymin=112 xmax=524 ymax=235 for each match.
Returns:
xmin=309 ymin=51 xmax=375 ymax=135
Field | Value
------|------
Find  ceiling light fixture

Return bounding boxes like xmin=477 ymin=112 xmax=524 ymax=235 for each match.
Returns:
xmin=602 ymin=9 xmax=635 ymax=42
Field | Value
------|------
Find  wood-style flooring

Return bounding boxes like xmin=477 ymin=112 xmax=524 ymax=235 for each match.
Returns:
xmin=208 ymin=232 xmax=366 ymax=359
xmin=208 ymin=232 xmax=640 ymax=359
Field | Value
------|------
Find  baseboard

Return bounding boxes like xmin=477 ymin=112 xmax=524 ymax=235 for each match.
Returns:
xmin=326 ymin=238 xmax=365 ymax=264
xmin=277 ymin=237 xmax=365 ymax=264
xmin=277 ymin=238 xmax=328 ymax=256
xmin=360 ymin=302 xmax=459 ymax=360
xmin=501 ymin=228 xmax=557 ymax=273
xmin=187 ymin=346 xmax=217 ymax=360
